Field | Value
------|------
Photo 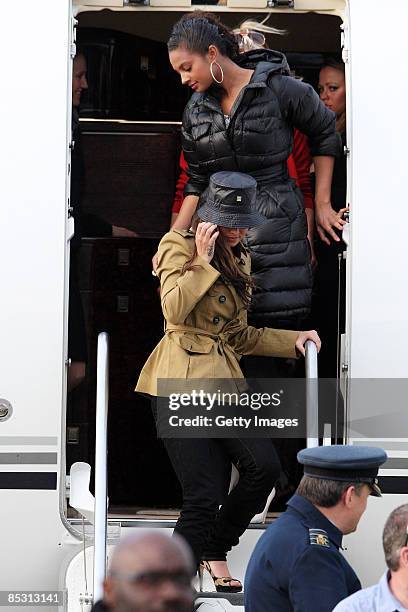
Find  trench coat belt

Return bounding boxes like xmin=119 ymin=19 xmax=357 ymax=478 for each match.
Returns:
xmin=165 ymin=321 xmax=244 ymax=379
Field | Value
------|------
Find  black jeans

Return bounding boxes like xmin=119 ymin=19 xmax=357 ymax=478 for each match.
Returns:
xmin=160 ymin=434 xmax=280 ymax=566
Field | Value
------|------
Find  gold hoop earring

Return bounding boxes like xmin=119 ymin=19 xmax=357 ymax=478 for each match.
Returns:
xmin=210 ymin=60 xmax=224 ymax=84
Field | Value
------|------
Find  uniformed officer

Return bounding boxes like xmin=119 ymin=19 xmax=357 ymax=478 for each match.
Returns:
xmin=244 ymin=445 xmax=388 ymax=612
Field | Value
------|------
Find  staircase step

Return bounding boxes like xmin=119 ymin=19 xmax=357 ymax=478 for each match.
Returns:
xmin=195 ymin=592 xmax=244 ymax=606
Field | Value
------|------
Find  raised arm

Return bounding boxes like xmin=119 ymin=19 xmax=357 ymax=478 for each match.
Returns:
xmin=157 ymin=231 xmax=220 ymax=325
xmin=171 ymin=194 xmax=200 ymax=231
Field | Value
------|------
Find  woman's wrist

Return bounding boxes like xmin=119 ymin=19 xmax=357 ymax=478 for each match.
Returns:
xmin=314 ymin=197 xmax=331 ymax=208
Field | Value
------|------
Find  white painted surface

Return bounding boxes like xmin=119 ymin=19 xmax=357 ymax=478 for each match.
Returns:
xmin=0 ymin=1 xmax=76 ymax=604
xmin=0 ymin=1 xmax=71 ymax=434
xmin=1 ymin=0 xmax=408 ymax=603
xmin=347 ymin=0 xmax=408 ymax=379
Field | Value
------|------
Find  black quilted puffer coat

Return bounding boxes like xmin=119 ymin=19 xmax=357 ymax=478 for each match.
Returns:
xmin=182 ymin=49 xmax=339 ymax=324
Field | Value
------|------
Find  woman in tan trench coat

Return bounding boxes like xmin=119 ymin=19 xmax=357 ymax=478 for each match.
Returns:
xmin=136 ymin=172 xmax=320 ymax=591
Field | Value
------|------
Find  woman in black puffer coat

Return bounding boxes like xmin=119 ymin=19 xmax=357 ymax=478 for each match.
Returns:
xmin=169 ymin=12 xmax=340 ymax=338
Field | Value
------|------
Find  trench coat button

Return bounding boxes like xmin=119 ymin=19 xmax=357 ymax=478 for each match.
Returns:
xmin=219 ymin=295 xmax=226 ymax=304
xmin=213 ymin=316 xmax=220 ymax=324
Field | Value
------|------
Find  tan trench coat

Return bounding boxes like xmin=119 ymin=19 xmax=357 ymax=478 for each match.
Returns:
xmin=135 ymin=230 xmax=299 ymax=396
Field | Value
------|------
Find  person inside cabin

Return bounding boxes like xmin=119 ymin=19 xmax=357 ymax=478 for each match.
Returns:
xmin=170 ymin=19 xmax=317 ymax=268
xmin=68 ymin=51 xmax=137 ymax=391
xmin=91 ymin=531 xmax=195 ymax=612
xmin=135 ymin=170 xmax=321 ymax=592
xmin=244 ymin=445 xmax=387 ymax=612
xmin=312 ymin=58 xmax=348 ymax=380
xmin=333 ymin=503 xmax=408 ymax=611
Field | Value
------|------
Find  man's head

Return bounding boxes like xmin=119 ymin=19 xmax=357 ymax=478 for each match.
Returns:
xmin=296 ymin=445 xmax=387 ymax=534
xmin=383 ymin=504 xmax=408 ymax=576
xmin=72 ymin=52 xmax=88 ymax=108
xmin=103 ymin=532 xmax=194 ymax=612
xmin=297 ymin=476 xmax=371 ymax=534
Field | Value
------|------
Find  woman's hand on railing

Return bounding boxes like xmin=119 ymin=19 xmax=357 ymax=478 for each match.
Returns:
xmin=315 ymin=202 xmax=349 ymax=245
xmin=295 ymin=330 xmax=321 ymax=357
xmin=196 ymin=222 xmax=219 ymax=263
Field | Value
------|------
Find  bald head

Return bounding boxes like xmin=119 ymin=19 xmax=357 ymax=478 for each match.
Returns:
xmin=104 ymin=532 xmax=194 ymax=612
xmin=109 ymin=532 xmax=194 ymax=575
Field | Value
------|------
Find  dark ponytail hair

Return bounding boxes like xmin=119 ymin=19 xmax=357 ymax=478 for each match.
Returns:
xmin=168 ymin=11 xmax=239 ymax=60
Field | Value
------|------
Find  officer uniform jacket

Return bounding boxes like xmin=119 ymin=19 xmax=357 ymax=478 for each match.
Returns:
xmin=135 ymin=230 xmax=298 ymax=396
xmin=182 ymin=49 xmax=339 ymax=323
xmin=244 ymin=494 xmax=361 ymax=612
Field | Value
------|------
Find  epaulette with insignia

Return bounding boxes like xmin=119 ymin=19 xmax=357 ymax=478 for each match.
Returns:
xmin=309 ymin=528 xmax=330 ymax=547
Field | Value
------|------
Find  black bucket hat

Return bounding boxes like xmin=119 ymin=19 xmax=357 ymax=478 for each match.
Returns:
xmin=198 ymin=171 xmax=266 ymax=228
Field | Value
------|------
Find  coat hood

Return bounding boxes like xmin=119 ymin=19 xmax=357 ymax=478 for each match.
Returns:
xmin=237 ymin=48 xmax=290 ymax=78
xmin=190 ymin=49 xmax=290 ymax=106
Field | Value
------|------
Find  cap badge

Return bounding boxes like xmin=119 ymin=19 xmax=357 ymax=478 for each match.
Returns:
xmin=309 ymin=528 xmax=330 ymax=547
xmin=236 ymin=196 xmax=242 ymax=203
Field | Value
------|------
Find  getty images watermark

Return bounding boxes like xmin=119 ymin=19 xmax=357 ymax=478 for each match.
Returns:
xmin=167 ymin=388 xmax=297 ymax=431
xmin=168 ymin=388 xmax=282 ymax=410
xmin=155 ymin=378 xmax=408 ymax=439
xmin=155 ymin=378 xmax=310 ymax=438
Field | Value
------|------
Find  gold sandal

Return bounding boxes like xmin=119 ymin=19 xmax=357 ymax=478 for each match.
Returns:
xmin=199 ymin=560 xmax=242 ymax=593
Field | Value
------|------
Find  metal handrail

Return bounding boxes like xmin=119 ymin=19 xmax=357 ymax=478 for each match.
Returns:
xmin=305 ymin=340 xmax=319 ymax=448
xmin=93 ymin=332 xmax=109 ymax=603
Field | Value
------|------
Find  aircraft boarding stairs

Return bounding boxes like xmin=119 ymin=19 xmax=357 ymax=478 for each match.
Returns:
xmin=63 ymin=333 xmax=322 ymax=612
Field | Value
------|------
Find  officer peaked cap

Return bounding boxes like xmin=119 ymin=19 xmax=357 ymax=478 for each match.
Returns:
xmin=297 ymin=445 xmax=388 ymax=497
